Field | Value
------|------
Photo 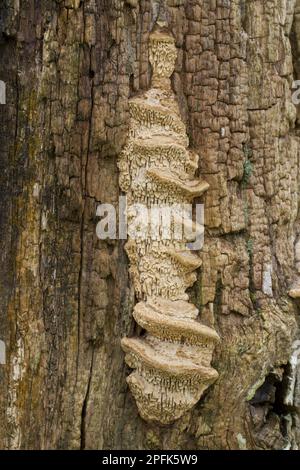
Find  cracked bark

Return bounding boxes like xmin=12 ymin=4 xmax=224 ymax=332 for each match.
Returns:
xmin=0 ymin=0 xmax=300 ymax=450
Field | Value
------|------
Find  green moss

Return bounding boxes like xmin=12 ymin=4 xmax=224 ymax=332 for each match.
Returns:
xmin=246 ymin=376 xmax=266 ymax=401
xmin=145 ymin=430 xmax=161 ymax=450
xmin=243 ymin=142 xmax=253 ymax=159
xmin=242 ymin=159 xmax=253 ymax=185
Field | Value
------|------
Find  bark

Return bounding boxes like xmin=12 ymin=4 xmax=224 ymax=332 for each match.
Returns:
xmin=0 ymin=0 xmax=300 ymax=450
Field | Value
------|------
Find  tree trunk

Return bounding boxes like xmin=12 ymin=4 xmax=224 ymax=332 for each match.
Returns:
xmin=0 ymin=0 xmax=300 ymax=450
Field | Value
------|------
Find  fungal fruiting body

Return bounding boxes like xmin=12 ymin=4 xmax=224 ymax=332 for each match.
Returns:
xmin=118 ymin=27 xmax=220 ymax=424
xmin=121 ymin=298 xmax=219 ymax=424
